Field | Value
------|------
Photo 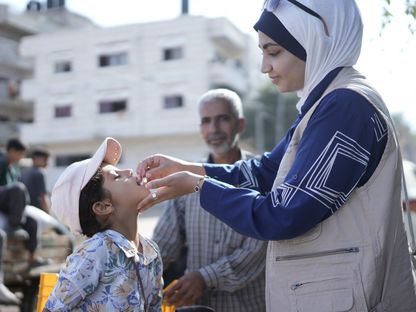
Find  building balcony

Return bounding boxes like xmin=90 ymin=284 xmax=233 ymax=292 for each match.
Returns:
xmin=0 ymin=96 xmax=33 ymax=120
xmin=207 ymin=18 xmax=246 ymax=55
xmin=208 ymin=60 xmax=248 ymax=93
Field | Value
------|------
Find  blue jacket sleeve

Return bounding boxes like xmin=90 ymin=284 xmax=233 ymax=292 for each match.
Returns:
xmin=200 ymin=89 xmax=387 ymax=240
xmin=204 ymin=124 xmax=294 ymax=194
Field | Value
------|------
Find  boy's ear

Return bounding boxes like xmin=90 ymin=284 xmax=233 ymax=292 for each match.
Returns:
xmin=92 ymin=200 xmax=113 ymax=216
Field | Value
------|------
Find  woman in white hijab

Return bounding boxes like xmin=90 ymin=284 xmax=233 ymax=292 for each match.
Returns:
xmin=137 ymin=0 xmax=416 ymax=310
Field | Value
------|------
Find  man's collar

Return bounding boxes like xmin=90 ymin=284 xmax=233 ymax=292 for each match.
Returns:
xmin=207 ymin=148 xmax=255 ymax=163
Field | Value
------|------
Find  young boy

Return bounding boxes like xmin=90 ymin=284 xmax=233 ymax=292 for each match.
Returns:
xmin=21 ymin=148 xmax=51 ymax=213
xmin=44 ymin=137 xmax=163 ymax=312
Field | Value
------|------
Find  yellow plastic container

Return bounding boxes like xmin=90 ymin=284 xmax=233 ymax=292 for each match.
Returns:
xmin=162 ymin=280 xmax=177 ymax=312
xmin=36 ymin=272 xmax=59 ymax=312
xmin=162 ymin=303 xmax=176 ymax=312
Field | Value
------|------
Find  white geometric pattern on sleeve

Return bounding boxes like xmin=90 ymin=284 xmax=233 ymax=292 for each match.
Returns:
xmin=371 ymin=113 xmax=387 ymax=142
xmin=238 ymin=161 xmax=260 ymax=189
xmin=271 ymin=183 xmax=293 ymax=207
xmin=271 ymin=131 xmax=370 ymax=213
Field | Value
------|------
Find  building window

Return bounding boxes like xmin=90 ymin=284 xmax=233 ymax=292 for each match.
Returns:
xmin=163 ymin=47 xmax=183 ymax=61
xmin=0 ymin=115 xmax=10 ymax=122
xmin=47 ymin=0 xmax=65 ymax=9
xmin=212 ymin=51 xmax=227 ymax=64
xmin=234 ymin=59 xmax=243 ymax=69
xmin=54 ymin=105 xmax=72 ymax=118
xmin=54 ymin=61 xmax=72 ymax=73
xmin=98 ymin=52 xmax=128 ymax=67
xmin=56 ymin=154 xmax=90 ymax=167
xmin=99 ymin=99 xmax=127 ymax=113
xmin=163 ymin=95 xmax=183 ymax=109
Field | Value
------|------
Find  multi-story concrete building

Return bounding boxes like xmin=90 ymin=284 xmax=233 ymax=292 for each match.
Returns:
xmin=0 ymin=0 xmax=95 ymax=146
xmin=0 ymin=4 xmax=33 ymax=144
xmin=19 ymin=8 xmax=262 ymax=188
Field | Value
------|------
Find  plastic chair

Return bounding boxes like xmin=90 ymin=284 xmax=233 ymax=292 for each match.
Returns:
xmin=36 ymin=272 xmax=58 ymax=312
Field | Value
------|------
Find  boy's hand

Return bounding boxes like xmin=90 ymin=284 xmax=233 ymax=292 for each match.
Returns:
xmin=137 ymin=171 xmax=202 ymax=213
xmin=163 ymin=271 xmax=206 ymax=307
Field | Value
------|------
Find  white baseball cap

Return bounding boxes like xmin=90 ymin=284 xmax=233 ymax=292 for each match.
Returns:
xmin=51 ymin=137 xmax=122 ymax=234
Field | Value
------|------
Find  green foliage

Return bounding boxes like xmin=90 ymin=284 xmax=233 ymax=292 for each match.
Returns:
xmin=243 ymin=88 xmax=416 ymax=159
xmin=405 ymin=0 xmax=416 ymax=17
xmin=242 ymin=82 xmax=299 ymax=153
xmin=392 ymin=113 xmax=416 ymax=161
xmin=383 ymin=0 xmax=416 ymax=32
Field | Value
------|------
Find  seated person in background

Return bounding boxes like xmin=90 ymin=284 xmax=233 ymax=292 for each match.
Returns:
xmin=44 ymin=137 xmax=163 ymax=312
xmin=0 ymin=138 xmax=40 ymax=267
xmin=21 ymin=148 xmax=51 ymax=213
xmin=0 ymin=138 xmax=28 ymax=232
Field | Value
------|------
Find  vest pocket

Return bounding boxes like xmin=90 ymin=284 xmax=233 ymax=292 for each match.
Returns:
xmin=287 ymin=268 xmax=367 ymax=312
xmin=295 ymin=288 xmax=353 ymax=312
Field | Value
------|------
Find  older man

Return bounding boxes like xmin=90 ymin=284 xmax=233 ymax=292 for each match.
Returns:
xmin=153 ymin=89 xmax=266 ymax=312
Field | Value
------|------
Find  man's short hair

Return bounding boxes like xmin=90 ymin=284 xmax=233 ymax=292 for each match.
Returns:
xmin=198 ymin=88 xmax=244 ymax=119
xmin=6 ymin=138 xmax=26 ymax=152
xmin=30 ymin=148 xmax=50 ymax=159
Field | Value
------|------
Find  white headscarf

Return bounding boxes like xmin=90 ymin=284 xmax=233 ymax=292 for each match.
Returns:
xmin=263 ymin=0 xmax=363 ymax=111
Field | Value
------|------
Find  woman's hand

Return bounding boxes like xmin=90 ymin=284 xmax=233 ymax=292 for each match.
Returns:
xmin=136 ymin=154 xmax=205 ymax=183
xmin=136 ymin=154 xmax=186 ymax=182
xmin=137 ymin=171 xmax=204 ymax=213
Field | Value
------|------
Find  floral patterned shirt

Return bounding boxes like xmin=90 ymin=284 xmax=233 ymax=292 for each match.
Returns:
xmin=45 ymin=230 xmax=163 ymax=311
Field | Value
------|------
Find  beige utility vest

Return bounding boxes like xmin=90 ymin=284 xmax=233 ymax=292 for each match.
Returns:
xmin=266 ymin=67 xmax=416 ymax=312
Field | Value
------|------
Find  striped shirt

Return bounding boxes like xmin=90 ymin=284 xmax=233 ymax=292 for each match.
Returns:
xmin=153 ymin=151 xmax=267 ymax=312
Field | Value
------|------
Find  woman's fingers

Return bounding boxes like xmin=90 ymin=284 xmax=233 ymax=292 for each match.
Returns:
xmin=146 ymin=177 xmax=168 ymax=190
xmin=137 ymin=183 xmax=166 ymax=212
xmin=150 ymin=172 xmax=199 ymax=194
xmin=136 ymin=154 xmax=160 ymax=179
xmin=136 ymin=154 xmax=184 ymax=182
xmin=137 ymin=172 xmax=203 ymax=212
xmin=137 ymin=193 xmax=158 ymax=213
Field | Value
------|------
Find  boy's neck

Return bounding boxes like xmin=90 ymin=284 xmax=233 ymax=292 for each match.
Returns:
xmin=110 ymin=215 xmax=140 ymax=248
